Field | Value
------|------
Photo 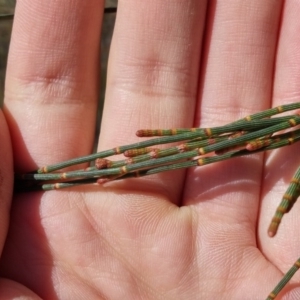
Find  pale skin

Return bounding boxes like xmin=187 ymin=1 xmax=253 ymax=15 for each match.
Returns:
xmin=0 ymin=0 xmax=300 ymax=299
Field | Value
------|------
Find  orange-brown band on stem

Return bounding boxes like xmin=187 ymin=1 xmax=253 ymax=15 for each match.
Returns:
xmin=113 ymin=147 xmax=122 ymax=154
xmin=95 ymin=158 xmax=111 ymax=169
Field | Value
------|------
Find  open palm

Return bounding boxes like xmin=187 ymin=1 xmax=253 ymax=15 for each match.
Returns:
xmin=1 ymin=1 xmax=300 ymax=299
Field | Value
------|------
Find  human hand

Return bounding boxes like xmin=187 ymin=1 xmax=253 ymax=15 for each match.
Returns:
xmin=1 ymin=1 xmax=300 ymax=299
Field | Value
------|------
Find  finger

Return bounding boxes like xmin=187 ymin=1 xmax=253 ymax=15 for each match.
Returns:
xmin=185 ymin=0 xmax=282 ymax=219
xmin=259 ymin=0 xmax=300 ymax=285
xmin=182 ymin=0 xmax=284 ymax=295
xmin=0 ymin=278 xmax=42 ymax=300
xmin=4 ymin=0 xmax=104 ymax=172
xmin=0 ymin=112 xmax=13 ymax=255
xmin=99 ymin=0 xmax=207 ymax=203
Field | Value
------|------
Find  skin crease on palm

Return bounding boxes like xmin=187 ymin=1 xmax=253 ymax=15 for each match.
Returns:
xmin=1 ymin=0 xmax=300 ymax=299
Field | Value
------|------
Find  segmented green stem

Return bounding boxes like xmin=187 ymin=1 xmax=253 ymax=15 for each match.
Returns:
xmin=265 ymin=257 xmax=300 ymax=300
xmin=268 ymin=166 xmax=300 ymax=237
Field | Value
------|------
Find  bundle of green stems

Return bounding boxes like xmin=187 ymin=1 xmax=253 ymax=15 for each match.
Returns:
xmin=14 ymin=102 xmax=300 ymax=299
